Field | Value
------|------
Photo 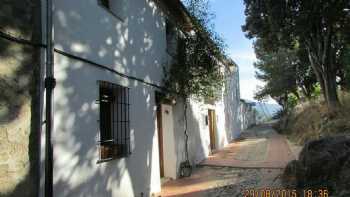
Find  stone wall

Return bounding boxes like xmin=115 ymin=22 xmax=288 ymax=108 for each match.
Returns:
xmin=0 ymin=0 xmax=41 ymax=196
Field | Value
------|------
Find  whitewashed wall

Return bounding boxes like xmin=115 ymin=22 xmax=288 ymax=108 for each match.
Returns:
xmin=53 ymin=54 xmax=162 ymax=197
xmin=49 ymin=0 xmax=242 ymax=196
xmin=52 ymin=0 xmax=168 ymax=196
xmin=54 ymin=0 xmax=167 ymax=87
xmin=240 ymin=101 xmax=257 ymax=131
xmin=223 ymin=66 xmax=242 ymax=140
xmin=160 ymin=104 xmax=177 ymax=179
xmin=169 ymin=66 xmax=241 ymax=176
xmin=171 ymin=98 xmax=211 ymax=173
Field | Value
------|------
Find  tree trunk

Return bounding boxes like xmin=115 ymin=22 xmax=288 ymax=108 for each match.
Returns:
xmin=322 ymin=70 xmax=340 ymax=110
xmin=304 ymin=23 xmax=342 ymax=111
xmin=307 ymin=49 xmax=327 ymax=102
xmin=307 ymin=44 xmax=340 ymax=110
xmin=301 ymin=85 xmax=312 ymax=99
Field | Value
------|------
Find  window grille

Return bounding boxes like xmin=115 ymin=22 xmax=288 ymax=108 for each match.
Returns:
xmin=97 ymin=81 xmax=130 ymax=163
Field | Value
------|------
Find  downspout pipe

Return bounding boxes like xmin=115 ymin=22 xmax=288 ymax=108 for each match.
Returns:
xmin=45 ymin=0 xmax=55 ymax=196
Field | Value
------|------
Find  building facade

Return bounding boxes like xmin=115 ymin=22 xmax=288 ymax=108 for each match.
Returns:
xmin=0 ymin=0 xmax=243 ymax=197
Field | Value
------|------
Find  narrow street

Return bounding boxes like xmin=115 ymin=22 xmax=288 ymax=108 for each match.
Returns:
xmin=158 ymin=122 xmax=301 ymax=197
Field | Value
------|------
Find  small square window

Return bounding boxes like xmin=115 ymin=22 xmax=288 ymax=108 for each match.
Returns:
xmin=166 ymin=20 xmax=179 ymax=57
xmin=97 ymin=81 xmax=130 ymax=163
xmin=100 ymin=0 xmax=110 ymax=9
xmin=98 ymin=0 xmax=126 ymax=21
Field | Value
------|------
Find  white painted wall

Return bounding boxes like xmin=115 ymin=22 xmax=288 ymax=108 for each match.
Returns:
xmin=54 ymin=0 xmax=167 ymax=86
xmin=223 ymin=66 xmax=242 ymax=139
xmin=53 ymin=54 xmax=162 ymax=197
xmin=240 ymin=101 xmax=257 ymax=130
xmin=172 ymin=98 xmax=211 ymax=172
xmin=169 ymin=66 xmax=241 ymax=175
xmin=50 ymin=0 xmax=242 ymax=196
xmin=52 ymin=0 xmax=169 ymax=196
xmin=160 ymin=104 xmax=177 ymax=179
xmin=212 ymin=66 xmax=242 ymax=150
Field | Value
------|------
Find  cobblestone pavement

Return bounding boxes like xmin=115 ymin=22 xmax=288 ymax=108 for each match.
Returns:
xmin=158 ymin=123 xmax=299 ymax=197
xmin=202 ymin=168 xmax=285 ymax=197
xmin=157 ymin=166 xmax=285 ymax=197
xmin=201 ymin=123 xmax=296 ymax=168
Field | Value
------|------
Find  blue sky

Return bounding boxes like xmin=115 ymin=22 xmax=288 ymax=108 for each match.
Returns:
xmin=210 ymin=0 xmax=262 ymax=102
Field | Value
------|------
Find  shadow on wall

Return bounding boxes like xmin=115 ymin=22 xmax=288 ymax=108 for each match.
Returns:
xmin=0 ymin=0 xmax=42 ymax=197
xmin=54 ymin=0 xmax=166 ymax=85
xmin=52 ymin=70 xmax=157 ymax=197
xmin=51 ymin=0 xmax=168 ymax=196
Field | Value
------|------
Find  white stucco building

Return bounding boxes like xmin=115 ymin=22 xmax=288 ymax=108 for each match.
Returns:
xmin=240 ymin=99 xmax=257 ymax=130
xmin=38 ymin=0 xmax=242 ymax=196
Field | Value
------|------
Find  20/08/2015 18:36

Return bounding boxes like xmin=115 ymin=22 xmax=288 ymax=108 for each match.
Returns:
xmin=242 ymin=188 xmax=329 ymax=197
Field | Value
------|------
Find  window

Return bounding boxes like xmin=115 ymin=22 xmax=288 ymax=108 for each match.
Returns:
xmin=98 ymin=81 xmax=130 ymax=163
xmin=166 ymin=20 xmax=178 ymax=57
xmin=98 ymin=0 xmax=127 ymax=20
xmin=100 ymin=0 xmax=110 ymax=9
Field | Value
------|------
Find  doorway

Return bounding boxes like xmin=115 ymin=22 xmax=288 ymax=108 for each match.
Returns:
xmin=155 ymin=92 xmax=177 ymax=180
xmin=208 ymin=109 xmax=217 ymax=153
xmin=156 ymin=103 xmax=165 ymax=178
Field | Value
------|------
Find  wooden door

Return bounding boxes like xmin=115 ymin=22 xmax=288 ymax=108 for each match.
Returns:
xmin=156 ymin=104 xmax=164 ymax=177
xmin=208 ymin=109 xmax=216 ymax=152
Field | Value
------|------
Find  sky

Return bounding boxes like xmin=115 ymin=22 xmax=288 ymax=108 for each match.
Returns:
xmin=209 ymin=0 xmax=264 ymax=102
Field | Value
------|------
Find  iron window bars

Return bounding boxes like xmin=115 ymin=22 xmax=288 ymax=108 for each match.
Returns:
xmin=97 ymin=81 xmax=130 ymax=163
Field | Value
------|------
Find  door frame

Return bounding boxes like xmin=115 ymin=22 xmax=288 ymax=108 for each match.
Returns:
xmin=208 ymin=109 xmax=217 ymax=153
xmin=156 ymin=96 xmax=165 ymax=178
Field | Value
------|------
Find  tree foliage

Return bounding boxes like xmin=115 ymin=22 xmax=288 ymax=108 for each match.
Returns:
xmin=254 ymin=43 xmax=298 ymax=104
xmin=254 ymin=39 xmax=318 ymax=109
xmin=339 ymin=45 xmax=350 ymax=90
xmin=242 ymin=0 xmax=350 ymax=110
xmin=163 ymin=0 xmax=227 ymax=101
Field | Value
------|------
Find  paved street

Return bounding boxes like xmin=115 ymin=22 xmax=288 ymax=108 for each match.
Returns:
xmin=158 ymin=123 xmax=300 ymax=197
xmin=202 ymin=123 xmax=296 ymax=169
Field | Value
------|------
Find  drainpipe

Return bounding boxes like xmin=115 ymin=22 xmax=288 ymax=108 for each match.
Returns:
xmin=45 ymin=0 xmax=55 ymax=196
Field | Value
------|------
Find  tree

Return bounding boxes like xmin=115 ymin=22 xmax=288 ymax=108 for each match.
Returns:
xmin=243 ymin=0 xmax=350 ymax=111
xmin=254 ymin=40 xmax=298 ymax=108
xmin=254 ymin=38 xmax=318 ymax=110
xmin=295 ymin=45 xmax=318 ymax=99
xmin=339 ymin=45 xmax=350 ymax=90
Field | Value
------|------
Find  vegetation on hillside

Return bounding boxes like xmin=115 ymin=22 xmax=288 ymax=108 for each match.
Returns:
xmin=276 ymin=92 xmax=350 ymax=145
